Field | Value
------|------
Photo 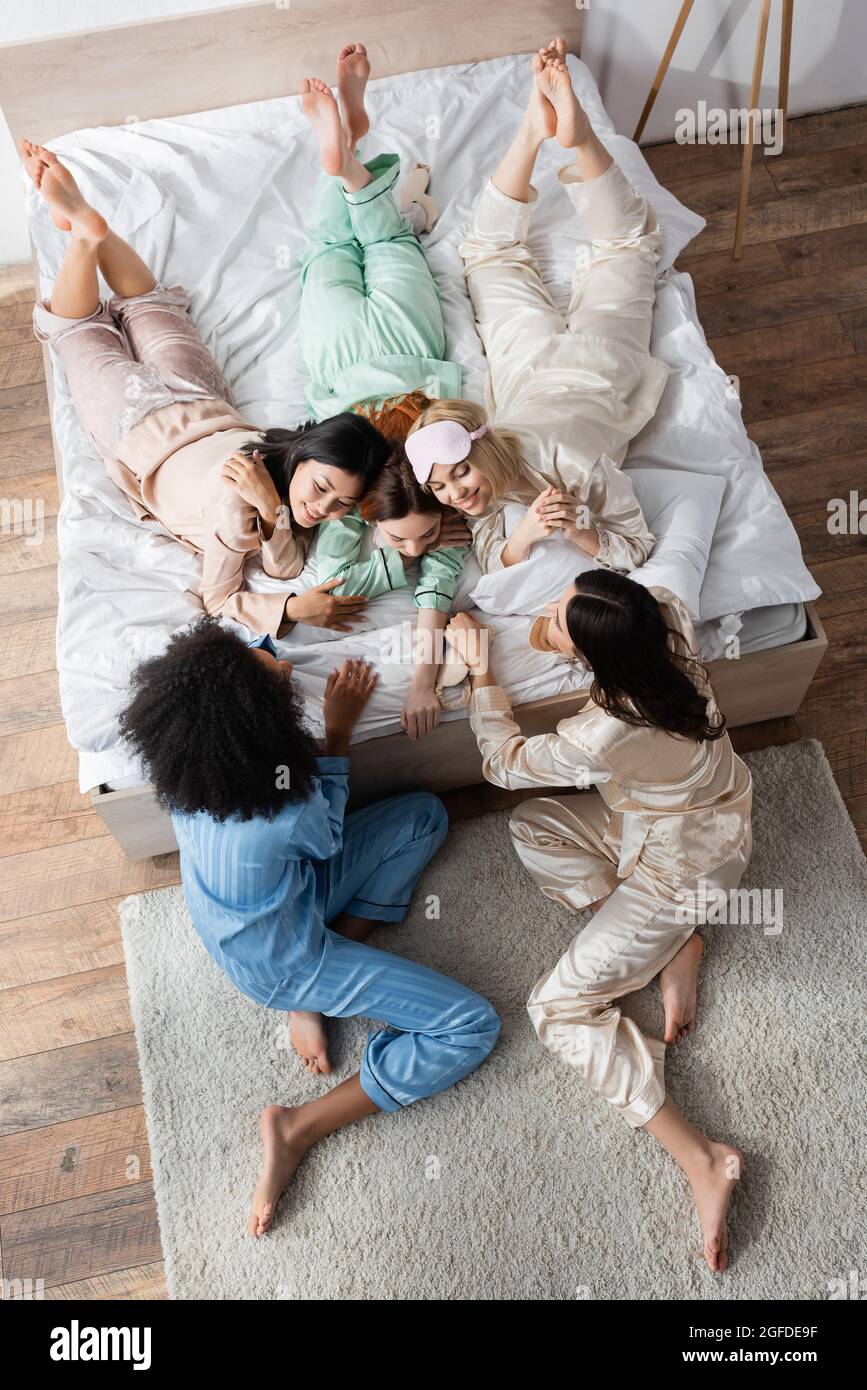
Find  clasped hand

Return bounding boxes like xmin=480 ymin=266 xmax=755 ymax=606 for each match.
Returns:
xmin=221 ymin=449 xmax=283 ymax=529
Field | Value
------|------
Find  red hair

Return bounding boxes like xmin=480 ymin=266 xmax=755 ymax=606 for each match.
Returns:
xmin=355 ymin=391 xmax=432 ymax=445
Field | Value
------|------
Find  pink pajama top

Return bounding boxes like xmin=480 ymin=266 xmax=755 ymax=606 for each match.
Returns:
xmin=110 ymin=398 xmax=308 ymax=636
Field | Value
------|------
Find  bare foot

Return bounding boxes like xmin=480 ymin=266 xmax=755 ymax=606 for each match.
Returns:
xmin=336 ymin=42 xmax=370 ymax=146
xmin=660 ymin=934 xmax=703 ymax=1044
xmin=524 ymin=53 xmax=558 ymax=144
xmin=535 ymin=44 xmax=591 ymax=148
xmin=248 ymin=1104 xmax=314 ymax=1237
xmin=288 ymin=1010 xmax=331 ymax=1076
xmin=300 ymin=77 xmax=351 ymax=177
xmin=686 ymin=1142 xmax=743 ymax=1273
xmin=19 ymin=140 xmax=108 ymax=239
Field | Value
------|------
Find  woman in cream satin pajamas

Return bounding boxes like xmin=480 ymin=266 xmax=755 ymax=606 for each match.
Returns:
xmin=404 ymin=41 xmax=669 ymax=578
xmin=450 ymin=567 xmax=753 ymax=1275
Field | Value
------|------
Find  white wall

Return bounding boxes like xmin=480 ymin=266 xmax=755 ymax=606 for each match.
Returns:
xmin=0 ymin=0 xmax=240 ymax=265
xmin=583 ymin=0 xmax=867 ymax=145
xmin=2 ymin=0 xmax=867 ymax=265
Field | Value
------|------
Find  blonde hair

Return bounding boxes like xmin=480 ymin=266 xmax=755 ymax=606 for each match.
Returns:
xmin=407 ymin=398 xmax=528 ymax=498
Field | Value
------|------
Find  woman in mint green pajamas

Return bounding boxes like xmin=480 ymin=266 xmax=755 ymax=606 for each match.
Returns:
xmin=299 ymin=152 xmax=461 ymax=420
xmin=297 ymin=75 xmax=468 ymax=739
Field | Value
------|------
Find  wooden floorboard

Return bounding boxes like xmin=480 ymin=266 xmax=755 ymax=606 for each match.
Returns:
xmin=1 ymin=103 xmax=865 ymax=1302
xmin=2 ymin=1182 xmax=162 ymax=1291
xmin=766 ymin=451 xmax=867 ymax=520
xmin=0 ymin=1035 xmax=143 ymax=1138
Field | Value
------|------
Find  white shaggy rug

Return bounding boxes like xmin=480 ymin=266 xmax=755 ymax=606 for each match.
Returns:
xmin=121 ymin=741 xmax=867 ymax=1300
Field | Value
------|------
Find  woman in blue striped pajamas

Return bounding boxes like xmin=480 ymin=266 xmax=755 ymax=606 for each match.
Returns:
xmin=119 ymin=622 xmax=499 ymax=1236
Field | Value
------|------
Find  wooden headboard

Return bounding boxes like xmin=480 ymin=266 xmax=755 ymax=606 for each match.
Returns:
xmin=0 ymin=0 xmax=584 ymax=145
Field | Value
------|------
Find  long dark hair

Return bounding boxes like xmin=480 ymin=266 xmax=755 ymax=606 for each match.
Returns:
xmin=240 ymin=412 xmax=390 ymax=530
xmin=359 ymin=454 xmax=444 ymax=524
xmin=565 ymin=571 xmax=726 ymax=742
xmin=119 ymin=618 xmax=320 ymax=821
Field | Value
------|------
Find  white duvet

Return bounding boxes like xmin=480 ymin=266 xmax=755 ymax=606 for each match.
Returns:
xmin=25 ymin=53 xmax=819 ymax=793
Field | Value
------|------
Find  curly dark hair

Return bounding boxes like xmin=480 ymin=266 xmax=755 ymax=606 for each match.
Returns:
xmin=565 ymin=571 xmax=726 ymax=743
xmin=118 ymin=618 xmax=320 ymax=821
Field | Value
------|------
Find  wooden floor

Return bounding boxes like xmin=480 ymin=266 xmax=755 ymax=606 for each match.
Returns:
xmin=1 ymin=103 xmax=865 ymax=1301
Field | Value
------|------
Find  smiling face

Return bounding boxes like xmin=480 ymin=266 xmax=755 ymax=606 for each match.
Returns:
xmin=287 ymin=458 xmax=365 ymax=529
xmin=376 ymin=510 xmax=443 ymax=559
xmin=530 ymin=581 xmax=581 ymax=660
xmin=427 ymin=459 xmax=492 ymax=516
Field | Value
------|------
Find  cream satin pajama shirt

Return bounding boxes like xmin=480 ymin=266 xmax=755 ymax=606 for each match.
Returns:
xmin=458 ymin=158 xmax=672 ymax=572
xmin=469 ymin=590 xmax=753 ymax=1128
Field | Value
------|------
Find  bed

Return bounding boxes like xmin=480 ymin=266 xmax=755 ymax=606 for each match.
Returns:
xmin=0 ymin=2 xmax=826 ymax=859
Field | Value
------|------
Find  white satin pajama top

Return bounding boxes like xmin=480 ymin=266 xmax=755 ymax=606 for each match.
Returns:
xmin=469 ymin=589 xmax=753 ymax=894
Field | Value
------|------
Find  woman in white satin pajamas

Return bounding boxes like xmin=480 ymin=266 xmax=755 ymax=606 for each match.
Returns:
xmin=404 ymin=41 xmax=669 ymax=579
xmin=449 ymin=564 xmax=753 ymax=1277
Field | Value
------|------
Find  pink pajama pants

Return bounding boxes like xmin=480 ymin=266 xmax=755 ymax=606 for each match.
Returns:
xmin=33 ymin=285 xmax=233 ymax=459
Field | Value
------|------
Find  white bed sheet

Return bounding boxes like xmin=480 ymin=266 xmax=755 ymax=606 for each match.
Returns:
xmin=25 ymin=54 xmax=820 ymax=793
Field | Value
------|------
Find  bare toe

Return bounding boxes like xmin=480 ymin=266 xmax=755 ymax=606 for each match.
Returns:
xmin=248 ymin=1104 xmax=312 ymax=1237
xmin=289 ymin=1011 xmax=331 ymax=1076
xmin=336 ymin=40 xmax=371 ymax=145
xmin=688 ymin=1142 xmax=742 ymax=1275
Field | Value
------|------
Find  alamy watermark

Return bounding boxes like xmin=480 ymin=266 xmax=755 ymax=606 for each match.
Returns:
xmin=675 ymin=102 xmax=784 ymax=156
xmin=49 ymin=1322 xmax=152 ymax=1370
xmin=369 ymin=620 xmax=492 ymax=672
xmin=0 ymin=496 xmax=45 ymax=546
xmin=828 ymin=1269 xmax=867 ymax=1300
xmin=2 ymin=1277 xmax=45 ymax=1300
xmin=674 ymin=880 xmax=783 ymax=935
xmin=827 ymin=491 xmax=866 ymax=535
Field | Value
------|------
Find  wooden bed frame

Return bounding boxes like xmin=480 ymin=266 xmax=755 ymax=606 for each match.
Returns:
xmin=0 ymin=1 xmax=827 ymax=860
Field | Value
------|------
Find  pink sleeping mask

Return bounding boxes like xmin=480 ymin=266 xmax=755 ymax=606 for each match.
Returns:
xmin=405 ymin=419 xmax=491 ymax=484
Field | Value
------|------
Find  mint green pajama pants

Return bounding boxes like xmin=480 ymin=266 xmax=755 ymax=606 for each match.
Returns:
xmin=299 ymin=153 xmax=461 ymax=420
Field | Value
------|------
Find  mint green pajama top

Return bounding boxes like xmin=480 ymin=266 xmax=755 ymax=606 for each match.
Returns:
xmin=299 ymin=153 xmax=462 ymax=420
xmin=316 ymin=511 xmax=467 ymax=613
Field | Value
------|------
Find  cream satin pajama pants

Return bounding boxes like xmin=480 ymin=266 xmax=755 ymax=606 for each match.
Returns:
xmin=457 ymin=159 xmax=670 ymax=466
xmin=513 ymin=793 xmax=753 ymax=1128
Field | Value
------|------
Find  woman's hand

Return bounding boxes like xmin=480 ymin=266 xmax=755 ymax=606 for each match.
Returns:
xmin=323 ymin=658 xmax=378 ymax=754
xmin=558 ymin=498 xmax=600 ymax=556
xmin=540 ymin=491 xmax=600 ymax=556
xmin=401 ymin=680 xmax=441 ymax=741
xmin=502 ymin=486 xmax=565 ymax=564
xmin=285 ymin=579 xmax=368 ymax=632
xmin=221 ymin=450 xmax=282 ymax=531
xmin=430 ymin=514 xmax=471 ymax=551
xmin=446 ymin=612 xmax=489 ymax=672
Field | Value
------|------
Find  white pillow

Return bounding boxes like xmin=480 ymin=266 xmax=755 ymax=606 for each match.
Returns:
xmin=468 ymin=468 xmax=726 ymax=621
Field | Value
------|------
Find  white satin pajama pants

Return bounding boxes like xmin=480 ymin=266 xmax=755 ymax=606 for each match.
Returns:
xmin=515 ymin=793 xmax=753 ymax=1128
xmin=458 ymin=159 xmax=670 ymax=467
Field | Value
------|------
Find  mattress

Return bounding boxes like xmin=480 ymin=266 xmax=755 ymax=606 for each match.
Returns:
xmin=95 ymin=600 xmax=806 ymax=793
xmin=24 ymin=53 xmax=820 ymax=794
xmin=694 ymin=601 xmax=808 ymax=662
